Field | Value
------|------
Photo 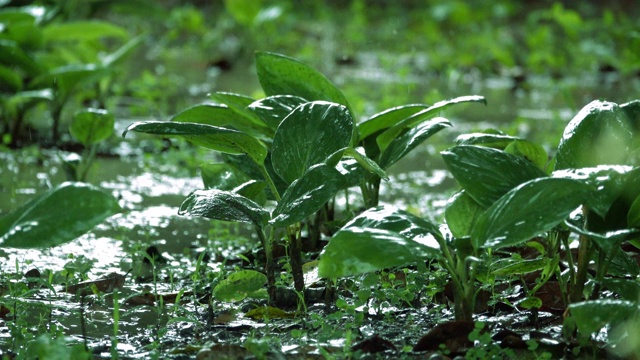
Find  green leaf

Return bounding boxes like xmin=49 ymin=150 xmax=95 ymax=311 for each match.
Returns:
xmin=30 ymin=64 xmax=112 ymax=99
xmin=471 ymin=177 xmax=592 ymax=248
xmin=318 ymin=205 xmax=443 ymax=278
xmin=101 ymin=34 xmax=145 ymax=67
xmin=179 ymin=189 xmax=268 ymax=228
xmin=42 ymin=21 xmax=129 ymax=42
xmin=601 ymin=279 xmax=640 ymax=301
xmin=377 ymin=95 xmax=485 ymax=152
xmin=504 ymin=139 xmax=549 ymax=171
xmin=0 ymin=39 xmax=42 ymax=76
xmin=445 ymin=190 xmax=485 ymax=238
xmin=517 ymin=297 xmax=543 ymax=310
xmin=568 ymin=300 xmax=638 ymax=336
xmin=564 ymin=219 xmax=638 ymax=253
xmin=441 ymin=145 xmax=547 ymax=208
xmin=455 ymin=131 xmax=518 ymax=148
xmin=223 ymin=0 xmax=263 ymax=26
xmin=629 ymin=194 xmax=640 ymax=228
xmin=271 ymin=101 xmax=353 ymax=184
xmin=200 ymin=162 xmax=251 ymax=190
xmin=210 ymin=92 xmax=269 ymax=131
xmin=342 ymin=147 xmax=388 ymax=181
xmin=493 ymin=258 xmax=550 ymax=276
xmin=357 ymin=104 xmax=428 ymax=141
xmin=172 ymin=103 xmax=270 ymax=139
xmin=255 ymin=52 xmax=351 ymax=113
xmin=248 ymin=95 xmax=307 ymax=131
xmin=213 ymin=270 xmax=267 ymax=302
xmin=0 ymin=182 xmax=121 ymax=248
xmin=270 ymin=164 xmax=345 ymax=228
xmin=552 ymin=165 xmax=633 ymax=218
xmin=123 ymin=121 xmax=267 ymax=165
xmin=69 ymin=108 xmax=114 ymax=146
xmin=0 ymin=64 xmax=22 ymax=92
xmin=555 ymin=100 xmax=633 ymax=170
xmin=379 ymin=116 xmax=451 ymax=169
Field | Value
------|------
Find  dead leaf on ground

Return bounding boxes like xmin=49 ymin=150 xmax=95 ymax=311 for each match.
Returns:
xmin=64 ymin=272 xmax=126 ymax=297
xmin=413 ymin=321 xmax=477 ymax=353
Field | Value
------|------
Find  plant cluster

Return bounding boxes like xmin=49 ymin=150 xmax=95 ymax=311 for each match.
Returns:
xmin=124 ymin=51 xmax=640 ymax=356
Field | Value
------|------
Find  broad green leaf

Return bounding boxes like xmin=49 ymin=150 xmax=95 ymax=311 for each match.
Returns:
xmin=379 ymin=116 xmax=451 ymax=169
xmin=568 ymin=300 xmax=638 ymax=336
xmin=211 ymin=92 xmax=264 ymax=125
xmin=445 ymin=190 xmax=484 ymax=238
xmin=42 ymin=21 xmax=129 ymax=42
xmin=271 ymin=101 xmax=353 ymax=184
xmin=7 ymin=89 xmax=53 ymax=107
xmin=377 ymin=95 xmax=486 ymax=152
xmin=123 ymin=121 xmax=267 ymax=165
xmin=504 ymin=139 xmax=548 ymax=171
xmin=318 ymin=227 xmax=437 ymax=278
xmin=172 ymin=103 xmax=270 ymax=139
xmin=564 ymin=219 xmax=638 ymax=253
xmin=621 ymin=100 xmax=640 ymax=132
xmin=0 ymin=182 xmax=121 ymax=248
xmin=255 ymin=52 xmax=351 ymax=113
xmin=493 ymin=258 xmax=550 ymax=276
xmin=270 ymin=164 xmax=345 ymax=228
xmin=517 ymin=297 xmax=542 ymax=310
xmin=0 ymin=39 xmax=42 ymax=76
xmin=69 ymin=108 xmax=114 ymax=146
xmin=0 ymin=64 xmax=22 ymax=92
xmin=213 ymin=270 xmax=267 ymax=302
xmin=442 ymin=145 xmax=547 ymax=208
xmin=223 ymin=0 xmax=263 ymax=26
xmin=601 ymin=279 xmax=640 ymax=301
xmin=342 ymin=147 xmax=388 ymax=181
xmin=555 ymin=100 xmax=633 ymax=170
xmin=248 ymin=95 xmax=307 ymax=131
xmin=455 ymin=131 xmax=518 ymax=148
xmin=232 ymin=180 xmax=267 ymax=204
xmin=344 ymin=205 xmax=444 ymax=246
xmin=178 ymin=189 xmax=268 ymax=229
xmin=357 ymin=104 xmax=428 ymax=141
xmin=472 ymin=177 xmax=592 ymax=249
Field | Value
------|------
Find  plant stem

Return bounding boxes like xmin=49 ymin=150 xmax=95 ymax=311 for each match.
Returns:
xmin=288 ymin=227 xmax=305 ymax=293
xmin=571 ymin=206 xmax=591 ymax=303
xmin=258 ymin=164 xmax=281 ymax=202
xmin=258 ymin=228 xmax=276 ymax=304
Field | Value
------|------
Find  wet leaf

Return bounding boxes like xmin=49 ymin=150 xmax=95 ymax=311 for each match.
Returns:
xmin=0 ymin=39 xmax=42 ymax=76
xmin=69 ymin=108 xmax=114 ymax=146
xmin=442 ymin=145 xmax=547 ymax=208
xmin=516 ymin=296 xmax=542 ymax=310
xmin=223 ymin=0 xmax=263 ymax=26
xmin=504 ymin=139 xmax=549 ymax=171
xmin=377 ymin=95 xmax=485 ymax=152
xmin=0 ymin=182 xmax=121 ymax=248
xmin=472 ymin=177 xmax=592 ymax=249
xmin=568 ymin=300 xmax=638 ymax=336
xmin=42 ymin=20 xmax=128 ymax=41
xmin=31 ymin=64 xmax=112 ymax=99
xmin=200 ymin=162 xmax=250 ymax=190
xmin=629 ymin=194 xmax=640 ymax=227
xmin=172 ymin=103 xmax=271 ymax=139
xmin=378 ymin=117 xmax=451 ymax=169
xmin=248 ymin=95 xmax=308 ymax=131
xmin=255 ymin=51 xmax=351 ymax=112
xmin=213 ymin=270 xmax=267 ymax=302
xmin=493 ymin=258 xmax=550 ymax=276
xmin=123 ymin=121 xmax=267 ymax=165
xmin=245 ymin=306 xmax=296 ymax=319
xmin=445 ymin=190 xmax=484 ymax=238
xmin=342 ymin=147 xmax=388 ymax=180
xmin=210 ymin=92 xmax=268 ymax=130
xmin=602 ymin=279 xmax=640 ymax=301
xmin=555 ymin=100 xmax=633 ymax=170
xmin=64 ymin=272 xmax=126 ymax=296
xmin=179 ymin=189 xmax=269 ymax=229
xmin=564 ymin=219 xmax=638 ymax=253
xmin=455 ymin=131 xmax=518 ymax=148
xmin=318 ymin=206 xmax=442 ymax=278
xmin=357 ymin=104 xmax=428 ymax=141
xmin=270 ymin=101 xmax=353 ymax=184
xmin=270 ymin=164 xmax=345 ymax=228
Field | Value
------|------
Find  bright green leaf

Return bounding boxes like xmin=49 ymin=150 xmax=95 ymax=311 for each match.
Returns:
xmin=270 ymin=164 xmax=345 ymax=228
xmin=178 ymin=189 xmax=269 ymax=229
xmin=42 ymin=21 xmax=129 ymax=42
xmin=248 ymin=95 xmax=307 ymax=131
xmin=213 ymin=270 xmax=267 ymax=302
xmin=0 ymin=182 xmax=121 ymax=248
xmin=223 ymin=0 xmax=263 ymax=26
xmin=445 ymin=190 xmax=485 ymax=239
xmin=568 ymin=300 xmax=638 ymax=336
xmin=69 ymin=108 xmax=114 ymax=146
xmin=255 ymin=52 xmax=352 ymax=113
xmin=123 ymin=121 xmax=267 ymax=165
xmin=472 ymin=177 xmax=592 ymax=248
xmin=442 ymin=145 xmax=547 ymax=208
xmin=357 ymin=104 xmax=428 ymax=141
xmin=271 ymin=101 xmax=353 ymax=184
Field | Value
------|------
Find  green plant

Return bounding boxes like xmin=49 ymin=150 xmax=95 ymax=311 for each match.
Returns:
xmin=318 ymin=99 xmax=640 ymax=323
xmin=123 ymin=52 xmax=482 ymax=307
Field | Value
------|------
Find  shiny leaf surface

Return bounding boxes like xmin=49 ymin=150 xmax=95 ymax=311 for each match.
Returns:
xmin=445 ymin=190 xmax=484 ymax=238
xmin=69 ymin=108 xmax=114 ymax=146
xmin=442 ymin=145 xmax=547 ymax=208
xmin=379 ymin=117 xmax=451 ymax=169
xmin=248 ymin=95 xmax=308 ymax=131
xmin=0 ymin=182 xmax=121 ymax=248
xmin=179 ymin=189 xmax=269 ymax=229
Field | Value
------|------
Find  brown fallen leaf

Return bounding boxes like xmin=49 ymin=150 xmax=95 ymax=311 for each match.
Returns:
xmin=352 ymin=334 xmax=396 ymax=354
xmin=124 ymin=291 xmax=195 ymax=306
xmin=413 ymin=321 xmax=476 ymax=353
xmin=64 ymin=272 xmax=126 ymax=297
